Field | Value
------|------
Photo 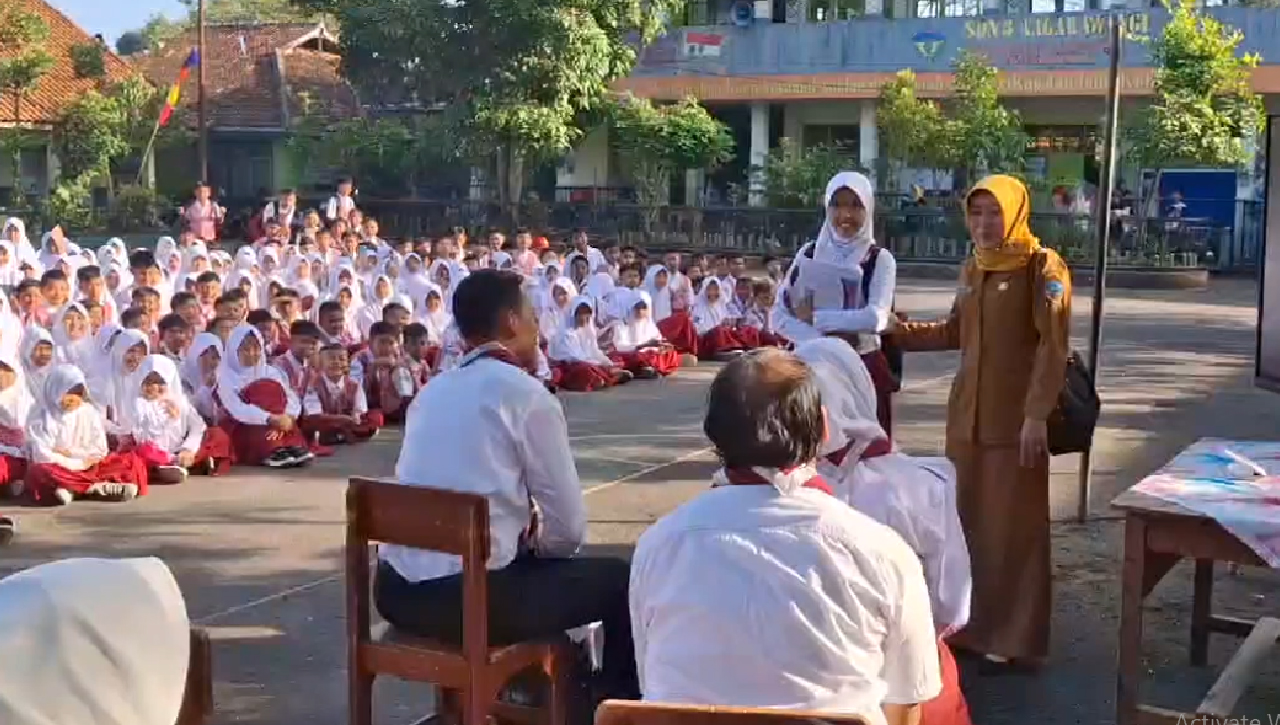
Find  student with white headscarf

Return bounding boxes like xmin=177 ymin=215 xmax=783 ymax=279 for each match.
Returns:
xmin=607 ymin=290 xmax=681 ymax=378
xmin=774 ymin=170 xmax=899 ymax=433
xmin=0 ymin=557 xmax=191 ymax=725
xmin=216 ymin=325 xmax=312 ymax=468
xmin=0 ymin=347 xmax=32 ymax=497
xmin=182 ymin=332 xmax=223 ymax=422
xmin=548 ymin=296 xmax=630 ymax=392
xmin=25 ymin=364 xmax=148 ymax=504
xmin=2 ymin=217 xmax=37 ymax=266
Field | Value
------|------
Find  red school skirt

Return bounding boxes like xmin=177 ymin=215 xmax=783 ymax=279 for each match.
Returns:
xmin=656 ymin=311 xmax=698 ymax=356
xmin=219 ymin=379 xmax=309 ymax=466
xmin=26 ymin=452 xmax=149 ymax=503
xmin=610 ymin=348 xmax=681 ymax=376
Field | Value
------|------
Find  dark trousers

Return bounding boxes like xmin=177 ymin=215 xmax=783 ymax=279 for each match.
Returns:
xmin=374 ymin=555 xmax=639 ymax=699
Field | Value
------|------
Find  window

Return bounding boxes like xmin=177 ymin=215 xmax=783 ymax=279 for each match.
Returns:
xmin=943 ymin=0 xmax=982 ymax=15
xmin=808 ymin=0 xmax=867 ymax=21
xmin=682 ymin=0 xmax=714 ymax=25
xmin=803 ymin=125 xmax=861 ymax=156
xmin=916 ymin=0 xmax=940 ymax=16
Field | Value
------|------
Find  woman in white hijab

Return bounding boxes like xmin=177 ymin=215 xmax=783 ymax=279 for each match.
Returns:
xmin=104 ymin=328 xmax=151 ymax=436
xmin=181 ymin=332 xmax=223 ymax=422
xmin=19 ymin=327 xmax=54 ymax=400
xmin=216 ymin=324 xmax=311 ymax=468
xmin=0 ymin=346 xmax=32 ymax=497
xmin=690 ymin=277 xmax=748 ymax=360
xmin=428 ymin=258 xmax=462 ymax=313
xmin=0 ymin=241 xmax=22 ymax=287
xmin=0 ymin=557 xmax=191 ymax=725
xmin=2 ymin=217 xmax=37 ymax=266
xmin=548 ymin=295 xmax=630 ymax=391
xmin=794 ymin=337 xmax=972 ymax=723
xmin=773 ymin=170 xmax=899 ymax=432
xmin=538 ymin=277 xmax=576 ymax=343
xmin=354 ymin=274 xmax=396 ymax=340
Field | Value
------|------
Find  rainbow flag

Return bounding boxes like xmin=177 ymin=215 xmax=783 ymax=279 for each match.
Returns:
xmin=158 ymin=48 xmax=199 ymax=127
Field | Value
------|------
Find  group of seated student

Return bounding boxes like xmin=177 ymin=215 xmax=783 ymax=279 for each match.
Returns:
xmin=381 ymin=268 xmax=973 ymax=725
xmin=0 ymin=212 xmax=792 ymax=521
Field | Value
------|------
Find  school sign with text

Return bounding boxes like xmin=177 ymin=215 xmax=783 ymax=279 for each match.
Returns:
xmin=622 ymin=6 xmax=1280 ymax=101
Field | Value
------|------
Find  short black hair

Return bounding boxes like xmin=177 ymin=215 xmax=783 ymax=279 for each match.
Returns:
xmin=76 ymin=265 xmax=101 ymax=284
xmin=402 ymin=322 xmax=428 ymax=342
xmin=619 ymin=262 xmax=644 ymax=277
xmin=78 ymin=298 xmax=100 ymax=312
xmin=452 ymin=270 xmax=526 ymax=343
xmin=289 ymin=320 xmax=321 ymax=339
xmin=246 ymin=309 xmax=274 ymax=326
xmin=15 ymin=279 xmax=39 ymax=295
xmin=218 ymin=289 xmax=247 ymax=305
xmin=40 ymin=270 xmax=66 ymax=285
xmin=131 ymin=286 xmax=160 ymax=302
xmin=129 ymin=249 xmax=155 ymax=269
xmin=319 ymin=342 xmax=347 ymax=355
xmin=196 ymin=271 xmax=220 ymax=285
xmin=170 ymin=291 xmax=197 ymax=309
xmin=703 ymin=349 xmax=825 ymax=471
xmin=381 ymin=302 xmax=408 ymax=319
xmin=368 ymin=321 xmax=396 ymax=340
xmin=317 ymin=300 xmax=342 ymax=317
xmin=158 ymin=312 xmax=190 ymax=333
xmin=120 ymin=307 xmax=144 ymax=328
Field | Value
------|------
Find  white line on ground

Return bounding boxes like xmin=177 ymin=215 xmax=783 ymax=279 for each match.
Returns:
xmin=193 ymin=445 xmax=713 ymax=624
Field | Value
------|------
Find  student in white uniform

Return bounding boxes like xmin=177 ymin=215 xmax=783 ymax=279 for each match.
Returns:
xmin=377 ymin=269 xmax=638 ymax=699
xmin=629 ymin=348 xmax=941 ymax=725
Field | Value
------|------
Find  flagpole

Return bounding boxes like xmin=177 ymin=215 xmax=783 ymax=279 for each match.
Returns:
xmin=197 ymin=0 xmax=208 ymax=182
xmin=135 ymin=115 xmax=164 ymax=186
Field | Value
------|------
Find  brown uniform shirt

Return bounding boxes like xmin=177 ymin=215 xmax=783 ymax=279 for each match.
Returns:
xmin=894 ymin=248 xmax=1072 ymax=447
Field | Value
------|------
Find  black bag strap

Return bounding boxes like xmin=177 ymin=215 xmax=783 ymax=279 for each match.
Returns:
xmin=860 ymin=246 xmax=882 ymax=304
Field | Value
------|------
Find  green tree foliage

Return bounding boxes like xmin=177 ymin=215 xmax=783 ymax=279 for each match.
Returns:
xmin=876 ymin=70 xmax=948 ymax=189
xmin=0 ymin=1 xmax=55 ymax=122
xmin=298 ymin=0 xmax=684 ymax=212
xmin=56 ymin=91 xmax=129 ymax=182
xmin=758 ymin=137 xmax=862 ymax=208
xmin=946 ymin=50 xmax=1028 ymax=181
xmin=1128 ymin=0 xmax=1264 ymax=170
xmin=180 ymin=0 xmax=325 ymax=22
xmin=115 ymin=31 xmax=147 ymax=57
xmin=69 ymin=42 xmax=107 ymax=83
xmin=607 ymin=95 xmax=734 ymax=209
xmin=287 ymin=110 xmax=461 ymax=198
xmin=136 ymin=14 xmax=187 ymax=53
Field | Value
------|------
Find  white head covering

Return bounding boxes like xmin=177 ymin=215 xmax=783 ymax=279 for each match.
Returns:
xmin=181 ymin=332 xmax=222 ymax=393
xmin=538 ymin=278 xmax=577 ymax=341
xmin=19 ymin=327 xmax=53 ymax=399
xmin=414 ymin=283 xmax=452 ymax=344
xmin=0 ymin=345 xmax=32 ymax=433
xmin=793 ymin=337 xmax=886 ymax=456
xmin=2 ymin=217 xmax=36 ymax=265
xmin=130 ymin=355 xmax=191 ymax=442
xmin=0 ymin=557 xmax=190 ymax=725
xmin=643 ymin=264 xmax=673 ymax=321
xmin=814 ymin=171 xmax=876 ymax=266
xmin=691 ymin=277 xmax=731 ymax=329
xmin=548 ymin=295 xmax=610 ymax=365
xmin=611 ymin=290 xmax=664 ymax=352
xmin=216 ymin=325 xmax=268 ymax=397
xmin=107 ymin=329 xmax=150 ymax=429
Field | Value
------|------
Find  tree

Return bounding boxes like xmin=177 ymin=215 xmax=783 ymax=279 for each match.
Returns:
xmin=136 ymin=14 xmax=186 ymax=52
xmin=115 ymin=31 xmax=147 ymax=57
xmin=179 ymin=0 xmax=326 ymax=23
xmin=945 ymin=50 xmax=1028 ymax=185
xmin=299 ymin=0 xmax=684 ymax=216
xmin=0 ymin=1 xmax=54 ymax=201
xmin=607 ymin=95 xmax=735 ymax=209
xmin=876 ymin=70 xmax=948 ymax=191
xmin=69 ymin=42 xmax=107 ymax=84
xmin=757 ymin=137 xmax=862 ymax=209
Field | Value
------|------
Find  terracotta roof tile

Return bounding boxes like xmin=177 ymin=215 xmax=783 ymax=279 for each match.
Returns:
xmin=1 ymin=0 xmax=135 ymax=124
xmin=133 ymin=22 xmax=358 ymax=131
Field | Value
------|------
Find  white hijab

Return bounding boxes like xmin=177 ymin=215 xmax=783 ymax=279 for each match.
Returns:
xmin=130 ymin=355 xmax=189 ymax=442
xmin=643 ymin=264 xmax=674 ymax=321
xmin=0 ymin=348 xmax=32 ymax=432
xmin=794 ymin=337 xmax=971 ymax=633
xmin=107 ymin=329 xmax=150 ymax=430
xmin=0 ymin=557 xmax=190 ymax=725
xmin=538 ymin=278 xmax=576 ymax=341
xmin=691 ymin=277 xmax=732 ymax=330
xmin=20 ymin=327 xmax=53 ymax=400
xmin=414 ymin=284 xmax=452 ymax=344
xmin=549 ymin=295 xmax=609 ymax=365
xmin=611 ymin=290 xmax=664 ymax=352
xmin=216 ymin=325 xmax=269 ymax=396
xmin=2 ymin=217 xmax=36 ymax=265
xmin=814 ymin=171 xmax=876 ymax=266
xmin=181 ymin=332 xmax=222 ymax=394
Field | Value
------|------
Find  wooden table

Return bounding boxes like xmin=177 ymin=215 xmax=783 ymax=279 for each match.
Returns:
xmin=1112 ymin=488 xmax=1271 ymax=725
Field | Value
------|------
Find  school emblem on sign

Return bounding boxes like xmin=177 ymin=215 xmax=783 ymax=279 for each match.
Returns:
xmin=912 ymin=31 xmax=946 ymax=61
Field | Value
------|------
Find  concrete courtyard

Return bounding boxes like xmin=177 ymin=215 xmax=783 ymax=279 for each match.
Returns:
xmin=3 ymin=276 xmax=1280 ymax=724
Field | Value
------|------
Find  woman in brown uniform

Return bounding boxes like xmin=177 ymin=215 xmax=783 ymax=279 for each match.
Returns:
xmin=891 ymin=174 xmax=1072 ymax=668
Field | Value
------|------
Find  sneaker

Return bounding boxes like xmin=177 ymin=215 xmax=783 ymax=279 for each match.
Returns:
xmin=8 ymin=479 xmax=24 ymax=498
xmin=153 ymin=466 xmax=188 ymax=485
xmin=615 ymin=370 xmax=635 ymax=385
xmin=53 ymin=488 xmax=74 ymax=506
xmin=263 ymin=448 xmax=293 ymax=469
xmin=285 ymin=447 xmax=314 ymax=467
xmin=635 ymin=366 xmax=659 ymax=380
xmin=87 ymin=482 xmax=138 ymax=502
xmin=0 ymin=516 xmax=13 ymax=546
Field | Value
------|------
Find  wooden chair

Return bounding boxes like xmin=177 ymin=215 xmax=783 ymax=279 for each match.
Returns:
xmin=595 ymin=701 xmax=872 ymax=725
xmin=176 ymin=628 xmax=214 ymax=725
xmin=346 ymin=476 xmax=575 ymax=725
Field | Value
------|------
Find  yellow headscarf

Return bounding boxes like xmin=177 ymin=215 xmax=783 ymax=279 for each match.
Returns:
xmin=967 ymin=174 xmax=1042 ymax=272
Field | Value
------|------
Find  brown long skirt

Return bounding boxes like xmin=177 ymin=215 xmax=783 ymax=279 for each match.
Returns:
xmin=946 ymin=442 xmax=1051 ymax=660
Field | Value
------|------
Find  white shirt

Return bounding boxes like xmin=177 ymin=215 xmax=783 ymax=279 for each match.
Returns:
xmin=302 ymin=375 xmax=369 ymax=417
xmin=630 ymin=485 xmax=941 ymax=725
xmin=773 ymin=246 xmax=897 ymax=350
xmin=382 ymin=353 xmax=587 ymax=582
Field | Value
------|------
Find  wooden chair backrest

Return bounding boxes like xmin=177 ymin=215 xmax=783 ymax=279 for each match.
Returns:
xmin=595 ymin=701 xmax=872 ymax=725
xmin=175 ymin=628 xmax=213 ymax=725
xmin=346 ymin=477 xmax=493 ymax=661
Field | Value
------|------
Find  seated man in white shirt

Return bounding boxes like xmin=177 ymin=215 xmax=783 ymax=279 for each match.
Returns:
xmin=629 ymin=348 xmax=942 ymax=725
xmin=376 ymin=269 xmax=638 ymax=699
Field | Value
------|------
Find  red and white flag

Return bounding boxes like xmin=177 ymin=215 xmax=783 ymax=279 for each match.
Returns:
xmin=684 ymin=32 xmax=723 ymax=58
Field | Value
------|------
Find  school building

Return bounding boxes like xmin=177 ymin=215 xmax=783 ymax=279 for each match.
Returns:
xmin=559 ymin=3 xmax=1280 ymax=207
